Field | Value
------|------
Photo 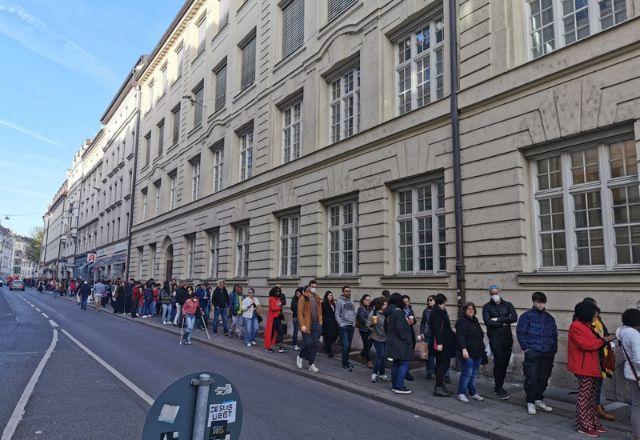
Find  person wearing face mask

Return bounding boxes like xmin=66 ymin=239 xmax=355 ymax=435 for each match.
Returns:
xmin=482 ymin=284 xmax=518 ymax=400
xmin=516 ymin=291 xmax=558 ymax=415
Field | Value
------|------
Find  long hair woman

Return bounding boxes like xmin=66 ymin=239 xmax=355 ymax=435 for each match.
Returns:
xmin=322 ymin=291 xmax=339 ymax=358
xmin=264 ymin=287 xmax=283 ymax=353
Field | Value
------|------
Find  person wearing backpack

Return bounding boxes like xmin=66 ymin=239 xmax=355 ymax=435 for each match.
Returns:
xmin=616 ymin=308 xmax=640 ymax=440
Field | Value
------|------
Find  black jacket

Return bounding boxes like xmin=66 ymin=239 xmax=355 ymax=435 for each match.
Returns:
xmin=321 ymin=300 xmax=339 ymax=341
xmin=384 ymin=304 xmax=414 ymax=361
xmin=482 ymin=299 xmax=517 ymax=344
xmin=175 ymin=287 xmax=189 ymax=306
xmin=212 ymin=287 xmax=230 ymax=308
xmin=291 ymin=294 xmax=299 ymax=318
xmin=429 ymin=306 xmax=456 ymax=356
xmin=455 ymin=315 xmax=485 ymax=360
xmin=420 ymin=307 xmax=433 ymax=338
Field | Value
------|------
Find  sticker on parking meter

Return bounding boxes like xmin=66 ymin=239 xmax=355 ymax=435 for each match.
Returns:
xmin=208 ymin=401 xmax=237 ymax=425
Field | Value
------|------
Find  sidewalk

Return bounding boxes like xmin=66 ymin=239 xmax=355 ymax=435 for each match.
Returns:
xmin=63 ymin=296 xmax=633 ymax=440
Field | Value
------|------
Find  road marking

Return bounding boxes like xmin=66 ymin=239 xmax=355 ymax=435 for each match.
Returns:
xmin=60 ymin=329 xmax=154 ymax=406
xmin=1 ymin=328 xmax=58 ymax=440
xmin=34 ymin=308 xmax=41 ymax=312
xmin=48 ymin=320 xmax=58 ymax=328
xmin=41 ymin=313 xmax=49 ymax=319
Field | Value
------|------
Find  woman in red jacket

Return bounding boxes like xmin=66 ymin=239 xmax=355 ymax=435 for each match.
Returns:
xmin=264 ymin=287 xmax=284 ymax=353
xmin=568 ymin=301 xmax=613 ymax=437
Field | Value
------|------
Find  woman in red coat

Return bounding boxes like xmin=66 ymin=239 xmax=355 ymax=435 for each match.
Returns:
xmin=264 ymin=287 xmax=283 ymax=353
xmin=568 ymin=301 xmax=612 ymax=437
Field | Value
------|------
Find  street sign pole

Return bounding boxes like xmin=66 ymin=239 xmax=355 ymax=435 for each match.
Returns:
xmin=191 ymin=374 xmax=212 ymax=440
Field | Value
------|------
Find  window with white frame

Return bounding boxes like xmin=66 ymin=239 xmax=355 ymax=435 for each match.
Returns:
xmin=154 ymin=180 xmax=161 ymax=215
xmin=396 ymin=179 xmax=446 ymax=274
xmin=150 ymin=244 xmax=157 ymax=278
xmin=533 ymin=138 xmax=640 ymax=269
xmin=212 ymin=143 xmax=224 ymax=192
xmin=191 ymin=158 xmax=201 ymax=200
xmin=208 ymin=229 xmax=220 ymax=279
xmin=330 ymin=66 xmax=360 ymax=143
xmin=160 ymin=63 xmax=168 ymax=97
xmin=172 ymin=105 xmax=180 ymax=145
xmin=240 ymin=34 xmax=256 ymax=91
xmin=193 ymin=82 xmax=204 ymax=127
xmin=328 ymin=201 xmax=358 ymax=275
xmin=525 ymin=0 xmax=628 ymax=59
xmin=395 ymin=16 xmax=445 ymax=115
xmin=235 ymin=224 xmax=250 ymax=278
xmin=157 ymin=119 xmax=165 ymax=157
xmin=169 ymin=172 xmax=176 ymax=209
xmin=283 ymin=101 xmax=302 ymax=163
xmin=280 ymin=214 xmax=300 ymax=277
xmin=282 ymin=0 xmax=305 ymax=58
xmin=138 ymin=247 xmax=144 ymax=278
xmin=141 ymin=189 xmax=148 ymax=220
xmin=175 ymin=43 xmax=184 ymax=79
xmin=147 ymin=81 xmax=154 ymax=111
xmin=239 ymin=130 xmax=253 ymax=181
xmin=196 ymin=15 xmax=207 ymax=56
xmin=214 ymin=62 xmax=227 ymax=112
xmin=186 ymin=235 xmax=196 ymax=278
xmin=328 ymin=0 xmax=357 ymax=21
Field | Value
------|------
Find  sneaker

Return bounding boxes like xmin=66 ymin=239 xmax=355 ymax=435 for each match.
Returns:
xmin=343 ymin=365 xmax=353 ymax=372
xmin=576 ymin=429 xmax=599 ymax=438
xmin=251 ymin=341 xmax=256 ymax=346
xmin=293 ymin=345 xmax=300 ymax=351
xmin=371 ymin=373 xmax=377 ymax=383
xmin=471 ymin=394 xmax=485 ymax=401
xmin=392 ymin=387 xmax=411 ymax=394
xmin=246 ymin=343 xmax=251 ymax=347
xmin=224 ymin=332 xmax=230 ymax=337
xmin=433 ymin=386 xmax=452 ymax=397
xmin=527 ymin=403 xmax=537 ymax=415
xmin=278 ymin=347 xmax=288 ymax=353
xmin=162 ymin=321 xmax=166 ymax=325
xmin=265 ymin=348 xmax=274 ymax=353
xmin=595 ymin=427 xmax=607 ymax=434
xmin=495 ymin=389 xmax=511 ymax=400
xmin=309 ymin=364 xmax=319 ymax=373
xmin=378 ymin=375 xmax=389 ymax=382
xmin=535 ymin=400 xmax=553 ymax=412
xmin=457 ymin=394 xmax=470 ymax=403
xmin=387 ymin=357 xmax=393 ymax=362
xmin=296 ymin=356 xmax=303 ymax=370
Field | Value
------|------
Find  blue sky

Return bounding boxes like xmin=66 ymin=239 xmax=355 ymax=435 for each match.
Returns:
xmin=0 ymin=0 xmax=181 ymax=236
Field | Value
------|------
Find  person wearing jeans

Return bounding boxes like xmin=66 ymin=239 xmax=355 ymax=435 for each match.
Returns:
xmin=160 ymin=285 xmax=172 ymax=324
xmin=616 ymin=308 xmax=640 ymax=440
xmin=181 ymin=293 xmax=199 ymax=345
xmin=290 ymin=288 xmax=303 ymax=350
xmin=368 ymin=297 xmax=388 ymax=382
xmin=420 ymin=295 xmax=436 ymax=380
xmin=357 ymin=294 xmax=373 ymax=368
xmin=455 ymin=303 xmax=486 ymax=403
xmin=212 ymin=280 xmax=230 ymax=335
xmin=384 ymin=293 xmax=413 ymax=394
xmin=296 ymin=280 xmax=323 ymax=373
xmin=336 ymin=286 xmax=356 ymax=372
xmin=241 ymin=288 xmax=260 ymax=346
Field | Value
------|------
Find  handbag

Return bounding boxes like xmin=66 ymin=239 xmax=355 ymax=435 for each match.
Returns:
xmin=620 ymin=335 xmax=640 ymax=390
xmin=414 ymin=340 xmax=429 ymax=361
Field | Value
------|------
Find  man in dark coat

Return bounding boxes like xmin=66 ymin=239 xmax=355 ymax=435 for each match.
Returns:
xmin=211 ymin=280 xmax=230 ymax=335
xmin=79 ymin=281 xmax=91 ymax=311
xmin=383 ymin=293 xmax=414 ymax=394
xmin=123 ymin=279 xmax=134 ymax=314
xmin=173 ymin=281 xmax=189 ymax=326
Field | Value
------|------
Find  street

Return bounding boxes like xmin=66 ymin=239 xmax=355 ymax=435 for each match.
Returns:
xmin=0 ymin=286 xmax=483 ymax=440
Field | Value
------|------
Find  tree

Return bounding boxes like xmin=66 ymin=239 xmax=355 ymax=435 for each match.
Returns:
xmin=26 ymin=226 xmax=43 ymax=264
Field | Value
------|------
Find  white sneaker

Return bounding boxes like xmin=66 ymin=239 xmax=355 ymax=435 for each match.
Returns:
xmin=251 ymin=341 xmax=256 ymax=346
xmin=371 ymin=373 xmax=377 ymax=383
xmin=309 ymin=364 xmax=319 ymax=373
xmin=378 ymin=375 xmax=389 ymax=382
xmin=527 ymin=403 xmax=537 ymax=415
xmin=457 ymin=394 xmax=470 ymax=402
xmin=296 ymin=356 xmax=303 ymax=370
xmin=471 ymin=394 xmax=485 ymax=401
xmin=246 ymin=343 xmax=251 ymax=347
xmin=293 ymin=345 xmax=300 ymax=351
xmin=535 ymin=400 xmax=553 ymax=412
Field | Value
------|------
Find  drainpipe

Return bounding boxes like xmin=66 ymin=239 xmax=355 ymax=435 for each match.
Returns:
xmin=448 ymin=0 xmax=465 ymax=317
xmin=125 ymin=74 xmax=143 ymax=281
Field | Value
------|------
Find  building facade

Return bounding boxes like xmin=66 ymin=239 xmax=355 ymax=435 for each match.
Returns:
xmin=40 ymin=182 xmax=68 ymax=279
xmin=12 ymin=235 xmax=35 ymax=278
xmin=0 ymin=226 xmax=14 ymax=278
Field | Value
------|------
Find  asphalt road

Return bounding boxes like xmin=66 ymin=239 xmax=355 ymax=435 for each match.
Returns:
xmin=0 ymin=286 xmax=484 ymax=440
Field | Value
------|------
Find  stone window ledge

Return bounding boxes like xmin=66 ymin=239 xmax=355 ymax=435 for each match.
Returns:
xmin=379 ymin=275 xmax=450 ymax=287
xmin=517 ymin=271 xmax=640 ymax=286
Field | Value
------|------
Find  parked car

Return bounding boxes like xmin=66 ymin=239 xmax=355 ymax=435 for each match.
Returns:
xmin=9 ymin=279 xmax=25 ymax=291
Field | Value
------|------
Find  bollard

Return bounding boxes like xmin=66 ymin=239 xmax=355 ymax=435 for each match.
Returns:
xmin=191 ymin=373 xmax=213 ymax=440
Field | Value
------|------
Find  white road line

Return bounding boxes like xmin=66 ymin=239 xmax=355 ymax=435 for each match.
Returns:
xmin=34 ymin=308 xmax=40 ymax=312
xmin=48 ymin=320 xmax=58 ymax=328
xmin=1 ymin=328 xmax=58 ymax=440
xmin=60 ymin=329 xmax=154 ymax=406
xmin=41 ymin=313 xmax=49 ymax=318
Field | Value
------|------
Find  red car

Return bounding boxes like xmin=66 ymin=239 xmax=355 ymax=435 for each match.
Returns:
xmin=9 ymin=279 xmax=25 ymax=291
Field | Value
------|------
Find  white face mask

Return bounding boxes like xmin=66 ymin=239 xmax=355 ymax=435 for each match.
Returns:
xmin=491 ymin=294 xmax=501 ymax=303
xmin=310 ymin=287 xmax=317 ymax=294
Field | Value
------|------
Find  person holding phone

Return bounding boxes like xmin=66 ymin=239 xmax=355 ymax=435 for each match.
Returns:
xmin=241 ymin=288 xmax=260 ymax=347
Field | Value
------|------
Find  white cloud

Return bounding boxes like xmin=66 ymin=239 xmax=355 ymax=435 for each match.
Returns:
xmin=0 ymin=117 xmax=70 ymax=150
xmin=0 ymin=1 xmax=118 ymax=89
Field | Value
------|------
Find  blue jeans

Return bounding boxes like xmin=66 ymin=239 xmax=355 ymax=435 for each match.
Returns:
xmin=392 ymin=360 xmax=410 ymax=390
xmin=162 ymin=304 xmax=171 ymax=322
xmin=458 ymin=357 xmax=482 ymax=396
xmin=212 ymin=306 xmax=229 ymax=334
xmin=183 ymin=315 xmax=195 ymax=343
xmin=244 ymin=316 xmax=258 ymax=344
xmin=340 ymin=325 xmax=355 ymax=367
xmin=81 ymin=295 xmax=88 ymax=310
xmin=372 ymin=340 xmax=386 ymax=375
xmin=291 ymin=318 xmax=299 ymax=347
xmin=301 ymin=323 xmax=322 ymax=365
xmin=142 ymin=300 xmax=153 ymax=316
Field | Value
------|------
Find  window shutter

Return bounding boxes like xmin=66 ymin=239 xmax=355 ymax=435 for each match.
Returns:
xmin=282 ymin=0 xmax=304 ymax=57
xmin=215 ymin=64 xmax=227 ymax=111
xmin=241 ymin=38 xmax=256 ymax=91
xmin=328 ymin=0 xmax=356 ymax=21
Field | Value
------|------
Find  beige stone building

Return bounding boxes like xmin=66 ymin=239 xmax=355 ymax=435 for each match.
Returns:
xmin=41 ymin=181 xmax=68 ymax=279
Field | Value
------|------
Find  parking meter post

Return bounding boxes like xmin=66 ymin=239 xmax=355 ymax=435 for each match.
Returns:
xmin=191 ymin=374 xmax=212 ymax=440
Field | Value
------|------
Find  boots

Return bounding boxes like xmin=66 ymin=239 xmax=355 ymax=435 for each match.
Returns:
xmin=597 ymin=405 xmax=615 ymax=421
xmin=433 ymin=385 xmax=453 ymax=397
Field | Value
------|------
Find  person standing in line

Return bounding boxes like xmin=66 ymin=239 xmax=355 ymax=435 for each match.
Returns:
xmin=482 ymin=284 xmax=518 ymax=400
xmin=160 ymin=283 xmax=172 ymax=324
xmin=123 ymin=279 xmax=133 ymax=314
xmin=173 ymin=281 xmax=189 ymax=326
xmin=93 ymin=280 xmax=106 ymax=312
xmin=420 ymin=295 xmax=437 ymax=380
xmin=212 ymin=280 xmax=230 ymax=336
xmin=79 ymin=281 xmax=91 ymax=311
xmin=368 ymin=297 xmax=389 ymax=383
xmin=275 ymin=286 xmax=288 ymax=348
xmin=384 ymin=293 xmax=414 ymax=394
xmin=152 ymin=283 xmax=160 ymax=316
xmin=228 ymin=284 xmax=243 ymax=338
xmin=131 ymin=282 xmax=141 ymax=317
xmin=516 ymin=291 xmax=558 ymax=415
xmin=241 ymin=288 xmax=260 ymax=347
xmin=430 ymin=293 xmax=455 ymax=397
xmin=336 ymin=286 xmax=356 ymax=372
xmin=616 ymin=308 xmax=640 ymax=440
xmin=357 ymin=294 xmax=373 ymax=369
xmin=181 ymin=291 xmax=199 ymax=345
xmin=265 ymin=287 xmax=286 ymax=353
xmin=322 ymin=291 xmax=339 ymax=358
xmin=141 ymin=282 xmax=154 ymax=318
xmin=401 ymin=295 xmax=417 ymax=381
xmin=568 ymin=301 xmax=610 ymax=437
xmin=296 ymin=280 xmax=323 ymax=372
xmin=455 ymin=303 xmax=486 ymax=403
xmin=290 ymin=287 xmax=303 ymax=351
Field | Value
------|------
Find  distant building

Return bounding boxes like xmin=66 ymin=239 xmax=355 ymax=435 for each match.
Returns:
xmin=12 ymin=235 xmax=36 ymax=278
xmin=0 ymin=226 xmax=13 ymax=278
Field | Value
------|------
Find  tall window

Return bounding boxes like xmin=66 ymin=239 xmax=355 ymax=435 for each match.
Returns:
xmin=191 ymin=159 xmax=201 ymax=200
xmin=150 ymin=245 xmax=157 ymax=279
xmin=141 ymin=189 xmax=148 ymax=220
xmin=193 ymin=82 xmax=204 ymax=127
xmin=208 ymin=229 xmax=220 ymax=279
xmin=138 ymin=247 xmax=144 ymax=278
xmin=396 ymin=179 xmax=446 ymax=274
xmin=172 ymin=105 xmax=181 ymax=145
xmin=144 ymin=132 xmax=151 ymax=166
xmin=214 ymin=62 xmax=227 ymax=112
xmin=157 ymin=119 xmax=165 ymax=157
xmin=240 ymin=130 xmax=253 ymax=181
xmin=328 ymin=201 xmax=358 ymax=275
xmin=533 ymin=139 xmax=640 ymax=269
xmin=160 ymin=63 xmax=168 ymax=97
xmin=154 ymin=180 xmax=161 ymax=215
xmin=235 ymin=224 xmax=250 ymax=278
xmin=240 ymin=34 xmax=256 ymax=91
xmin=283 ymin=101 xmax=302 ymax=163
xmin=396 ymin=16 xmax=445 ymax=115
xmin=169 ymin=172 xmax=176 ymax=209
xmin=212 ymin=144 xmax=224 ymax=192
xmin=187 ymin=235 xmax=196 ymax=278
xmin=175 ymin=43 xmax=184 ymax=79
xmin=282 ymin=0 xmax=305 ymax=57
xmin=147 ymin=81 xmax=154 ymax=110
xmin=525 ymin=0 xmax=628 ymax=59
xmin=328 ymin=0 xmax=357 ymax=21
xmin=196 ymin=16 xmax=207 ymax=56
xmin=330 ymin=66 xmax=360 ymax=143
xmin=280 ymin=214 xmax=300 ymax=276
